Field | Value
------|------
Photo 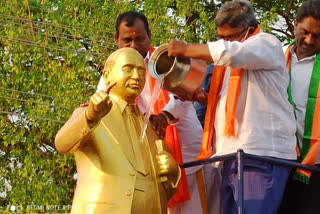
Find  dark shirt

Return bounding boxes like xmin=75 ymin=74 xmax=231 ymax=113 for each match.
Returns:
xmin=194 ymin=64 xmax=214 ymax=127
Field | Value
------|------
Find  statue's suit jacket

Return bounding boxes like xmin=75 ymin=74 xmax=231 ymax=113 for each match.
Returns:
xmin=55 ymin=98 xmax=178 ymax=214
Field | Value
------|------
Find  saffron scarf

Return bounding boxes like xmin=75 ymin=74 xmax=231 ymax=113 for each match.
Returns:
xmin=147 ymin=46 xmax=190 ymax=205
xmin=197 ymin=26 xmax=261 ymax=160
xmin=285 ymin=42 xmax=320 ymax=184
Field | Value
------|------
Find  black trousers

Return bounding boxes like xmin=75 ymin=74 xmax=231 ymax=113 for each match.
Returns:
xmin=278 ymin=166 xmax=320 ymax=214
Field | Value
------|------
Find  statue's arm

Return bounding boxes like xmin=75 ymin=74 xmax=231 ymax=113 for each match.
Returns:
xmin=55 ymin=83 xmax=116 ymax=154
xmin=55 ymin=107 xmax=92 ymax=154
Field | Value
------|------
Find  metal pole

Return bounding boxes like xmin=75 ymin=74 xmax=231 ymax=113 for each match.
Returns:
xmin=179 ymin=152 xmax=237 ymax=169
xmin=178 ymin=150 xmax=320 ymax=214
xmin=237 ymin=149 xmax=244 ymax=214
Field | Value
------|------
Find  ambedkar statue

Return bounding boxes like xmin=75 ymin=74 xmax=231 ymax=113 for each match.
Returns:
xmin=55 ymin=47 xmax=181 ymax=214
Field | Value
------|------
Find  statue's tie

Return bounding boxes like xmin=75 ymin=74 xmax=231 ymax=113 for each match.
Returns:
xmin=125 ymin=105 xmax=149 ymax=175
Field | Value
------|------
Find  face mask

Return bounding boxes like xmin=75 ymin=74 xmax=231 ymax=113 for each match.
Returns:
xmin=240 ymin=27 xmax=250 ymax=42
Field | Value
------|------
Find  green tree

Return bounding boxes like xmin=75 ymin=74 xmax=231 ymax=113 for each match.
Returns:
xmin=0 ymin=0 xmax=132 ymax=212
xmin=252 ymin=0 xmax=303 ymax=44
xmin=0 ymin=0 xmax=302 ymax=213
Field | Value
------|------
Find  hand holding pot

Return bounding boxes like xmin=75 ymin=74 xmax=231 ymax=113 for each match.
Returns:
xmin=174 ymin=88 xmax=208 ymax=105
xmin=167 ymin=39 xmax=188 ymax=57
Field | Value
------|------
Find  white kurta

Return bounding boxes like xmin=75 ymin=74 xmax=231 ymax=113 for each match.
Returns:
xmin=207 ymin=31 xmax=297 ymax=160
xmin=163 ymin=95 xmax=203 ymax=175
xmin=288 ymin=46 xmax=320 ymax=164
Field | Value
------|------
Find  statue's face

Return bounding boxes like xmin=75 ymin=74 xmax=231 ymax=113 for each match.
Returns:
xmin=107 ymin=50 xmax=146 ymax=104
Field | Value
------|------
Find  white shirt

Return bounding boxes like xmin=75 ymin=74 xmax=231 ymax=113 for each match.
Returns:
xmin=289 ymin=46 xmax=320 ymax=164
xmin=207 ymin=31 xmax=297 ymax=160
xmin=163 ymin=94 xmax=204 ymax=175
xmin=97 ymin=50 xmax=204 ymax=175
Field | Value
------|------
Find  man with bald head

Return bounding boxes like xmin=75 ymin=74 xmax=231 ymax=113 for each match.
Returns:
xmin=55 ymin=47 xmax=180 ymax=214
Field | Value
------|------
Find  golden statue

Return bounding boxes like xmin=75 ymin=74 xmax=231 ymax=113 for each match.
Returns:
xmin=55 ymin=47 xmax=181 ymax=214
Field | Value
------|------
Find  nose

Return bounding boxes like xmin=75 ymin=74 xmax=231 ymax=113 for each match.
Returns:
xmin=131 ymin=68 xmax=140 ymax=79
xmin=304 ymin=33 xmax=314 ymax=45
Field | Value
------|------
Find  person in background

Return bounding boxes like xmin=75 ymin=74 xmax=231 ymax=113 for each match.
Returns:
xmin=96 ymin=11 xmax=222 ymax=214
xmin=167 ymin=1 xmax=297 ymax=213
xmin=278 ymin=1 xmax=320 ymax=214
xmin=194 ymin=64 xmax=214 ymax=127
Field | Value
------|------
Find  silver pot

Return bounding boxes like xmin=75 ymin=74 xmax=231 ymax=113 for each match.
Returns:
xmin=148 ymin=44 xmax=206 ymax=98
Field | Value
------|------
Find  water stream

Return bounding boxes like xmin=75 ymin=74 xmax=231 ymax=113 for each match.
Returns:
xmin=140 ymin=77 xmax=165 ymax=143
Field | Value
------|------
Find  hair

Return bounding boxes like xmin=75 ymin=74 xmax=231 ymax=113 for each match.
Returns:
xmin=102 ymin=48 xmax=143 ymax=76
xmin=296 ymin=0 xmax=320 ymax=22
xmin=215 ymin=0 xmax=258 ymax=28
xmin=115 ymin=11 xmax=150 ymax=35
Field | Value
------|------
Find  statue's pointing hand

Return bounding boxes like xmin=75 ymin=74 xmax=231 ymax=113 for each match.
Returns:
xmin=85 ymin=82 xmax=116 ymax=127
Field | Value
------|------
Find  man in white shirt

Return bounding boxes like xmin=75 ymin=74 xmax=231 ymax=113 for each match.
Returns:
xmin=278 ymin=1 xmax=320 ymax=214
xmin=97 ymin=11 xmax=222 ymax=214
xmin=168 ymin=1 xmax=297 ymax=213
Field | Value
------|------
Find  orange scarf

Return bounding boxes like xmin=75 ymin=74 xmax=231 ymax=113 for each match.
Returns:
xmin=147 ymin=46 xmax=190 ymax=205
xmin=197 ymin=26 xmax=261 ymax=160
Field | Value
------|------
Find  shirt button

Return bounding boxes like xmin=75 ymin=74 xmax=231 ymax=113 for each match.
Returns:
xmin=81 ymin=128 xmax=87 ymax=135
xmin=125 ymin=190 xmax=131 ymax=196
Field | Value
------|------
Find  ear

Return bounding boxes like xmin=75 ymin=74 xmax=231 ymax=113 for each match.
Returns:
xmin=248 ymin=26 xmax=256 ymax=35
xmin=147 ymin=30 xmax=151 ymax=40
xmin=294 ymin=19 xmax=298 ymax=31
xmin=103 ymin=70 xmax=110 ymax=85
xmin=115 ymin=33 xmax=119 ymax=45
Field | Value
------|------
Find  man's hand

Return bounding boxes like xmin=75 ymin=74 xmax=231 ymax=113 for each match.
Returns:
xmin=168 ymin=39 xmax=213 ymax=63
xmin=174 ymin=88 xmax=208 ymax=105
xmin=193 ymin=88 xmax=208 ymax=105
xmin=167 ymin=39 xmax=188 ymax=57
xmin=149 ymin=111 xmax=176 ymax=139
xmin=85 ymin=82 xmax=116 ymax=127
xmin=149 ymin=113 xmax=168 ymax=139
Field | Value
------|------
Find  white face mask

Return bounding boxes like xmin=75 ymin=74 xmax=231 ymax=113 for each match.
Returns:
xmin=240 ymin=27 xmax=250 ymax=42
